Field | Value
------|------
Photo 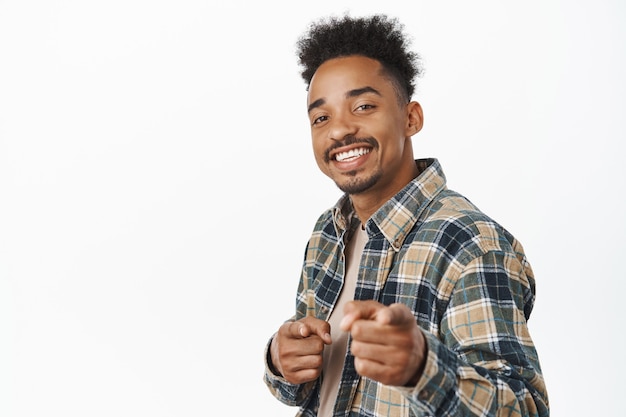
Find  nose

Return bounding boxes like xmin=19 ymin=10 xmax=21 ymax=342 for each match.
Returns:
xmin=328 ymin=111 xmax=358 ymax=142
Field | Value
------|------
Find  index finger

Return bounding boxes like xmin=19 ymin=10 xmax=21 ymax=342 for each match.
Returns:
xmin=375 ymin=303 xmax=415 ymax=327
xmin=339 ymin=300 xmax=384 ymax=331
xmin=287 ymin=317 xmax=332 ymax=344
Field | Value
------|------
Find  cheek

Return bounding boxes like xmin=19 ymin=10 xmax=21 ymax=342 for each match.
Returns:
xmin=311 ymin=138 xmax=334 ymax=177
xmin=312 ymin=146 xmax=329 ymax=172
xmin=311 ymin=133 xmax=327 ymax=159
xmin=379 ymin=122 xmax=408 ymax=155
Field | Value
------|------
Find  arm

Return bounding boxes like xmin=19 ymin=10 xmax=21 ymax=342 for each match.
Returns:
xmin=404 ymin=250 xmax=549 ymax=416
xmin=341 ymin=250 xmax=548 ymax=416
xmin=263 ymin=212 xmax=340 ymax=408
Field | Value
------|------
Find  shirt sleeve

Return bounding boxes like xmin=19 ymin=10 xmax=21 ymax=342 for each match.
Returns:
xmin=397 ymin=249 xmax=550 ymax=416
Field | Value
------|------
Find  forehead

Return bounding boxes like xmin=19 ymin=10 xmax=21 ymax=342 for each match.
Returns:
xmin=307 ymin=56 xmax=393 ymax=104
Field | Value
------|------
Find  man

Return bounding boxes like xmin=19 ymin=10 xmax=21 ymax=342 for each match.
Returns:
xmin=264 ymin=14 xmax=549 ymax=417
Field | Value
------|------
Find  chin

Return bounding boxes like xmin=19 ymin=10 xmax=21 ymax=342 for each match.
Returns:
xmin=335 ymin=172 xmax=381 ymax=195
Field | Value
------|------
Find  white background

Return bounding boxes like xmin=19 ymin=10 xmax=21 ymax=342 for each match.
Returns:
xmin=1 ymin=1 xmax=624 ymax=416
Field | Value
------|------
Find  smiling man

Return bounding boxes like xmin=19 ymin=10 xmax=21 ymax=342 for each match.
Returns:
xmin=263 ymin=14 xmax=549 ymax=417
xmin=308 ymin=55 xmax=423 ymax=222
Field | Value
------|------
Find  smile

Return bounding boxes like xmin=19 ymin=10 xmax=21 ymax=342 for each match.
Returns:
xmin=334 ymin=147 xmax=371 ymax=162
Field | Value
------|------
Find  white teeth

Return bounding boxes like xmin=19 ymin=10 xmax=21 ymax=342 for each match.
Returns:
xmin=335 ymin=147 xmax=370 ymax=162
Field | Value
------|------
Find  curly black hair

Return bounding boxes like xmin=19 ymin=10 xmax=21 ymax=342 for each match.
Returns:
xmin=296 ymin=14 xmax=422 ymax=102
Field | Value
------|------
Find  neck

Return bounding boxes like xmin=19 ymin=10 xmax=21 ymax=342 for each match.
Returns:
xmin=350 ymin=157 xmax=419 ymax=224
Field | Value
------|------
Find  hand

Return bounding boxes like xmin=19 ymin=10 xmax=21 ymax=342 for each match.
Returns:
xmin=270 ymin=316 xmax=332 ymax=384
xmin=340 ymin=300 xmax=427 ymax=386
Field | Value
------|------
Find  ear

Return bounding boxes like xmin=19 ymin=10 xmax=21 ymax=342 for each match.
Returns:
xmin=405 ymin=101 xmax=424 ymax=137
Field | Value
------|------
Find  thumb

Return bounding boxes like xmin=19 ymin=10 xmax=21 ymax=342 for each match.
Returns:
xmin=340 ymin=300 xmax=384 ymax=331
xmin=299 ymin=318 xmax=332 ymax=344
xmin=376 ymin=303 xmax=414 ymax=326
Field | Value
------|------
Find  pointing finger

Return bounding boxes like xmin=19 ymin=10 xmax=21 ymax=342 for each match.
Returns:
xmin=374 ymin=303 xmax=414 ymax=327
xmin=291 ymin=318 xmax=332 ymax=344
xmin=340 ymin=300 xmax=384 ymax=331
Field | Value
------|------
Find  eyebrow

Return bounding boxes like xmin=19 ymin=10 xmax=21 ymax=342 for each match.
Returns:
xmin=307 ymin=86 xmax=382 ymax=113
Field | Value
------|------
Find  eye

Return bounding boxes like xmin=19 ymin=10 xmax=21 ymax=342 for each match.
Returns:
xmin=312 ymin=115 xmax=329 ymax=126
xmin=355 ymin=103 xmax=375 ymax=112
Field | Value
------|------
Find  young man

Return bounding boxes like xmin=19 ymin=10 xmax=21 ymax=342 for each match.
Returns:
xmin=264 ymin=14 xmax=549 ymax=417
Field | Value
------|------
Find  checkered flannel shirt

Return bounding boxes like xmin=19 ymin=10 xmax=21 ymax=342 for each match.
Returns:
xmin=264 ymin=158 xmax=549 ymax=416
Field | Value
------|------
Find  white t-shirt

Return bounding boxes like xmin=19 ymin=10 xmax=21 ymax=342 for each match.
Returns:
xmin=317 ymin=225 xmax=368 ymax=416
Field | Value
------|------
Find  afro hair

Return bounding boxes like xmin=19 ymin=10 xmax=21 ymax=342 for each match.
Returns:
xmin=296 ymin=14 xmax=423 ymax=101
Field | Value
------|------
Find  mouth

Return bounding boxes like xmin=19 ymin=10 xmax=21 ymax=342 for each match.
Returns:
xmin=334 ymin=147 xmax=371 ymax=162
xmin=325 ymin=136 xmax=378 ymax=164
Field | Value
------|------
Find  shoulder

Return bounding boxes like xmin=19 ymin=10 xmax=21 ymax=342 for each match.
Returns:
xmin=415 ymin=190 xmax=522 ymax=260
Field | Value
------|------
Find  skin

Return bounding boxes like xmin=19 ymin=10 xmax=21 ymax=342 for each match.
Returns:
xmin=307 ymin=55 xmax=423 ymax=222
xmin=270 ymin=55 xmax=427 ymax=387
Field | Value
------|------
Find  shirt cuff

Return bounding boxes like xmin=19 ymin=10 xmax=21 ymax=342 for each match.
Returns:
xmin=393 ymin=331 xmax=458 ymax=414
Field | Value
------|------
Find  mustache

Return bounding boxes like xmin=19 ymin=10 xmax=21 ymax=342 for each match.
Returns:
xmin=324 ymin=135 xmax=379 ymax=163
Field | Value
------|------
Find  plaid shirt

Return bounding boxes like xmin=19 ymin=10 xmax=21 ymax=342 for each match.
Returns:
xmin=264 ymin=158 xmax=549 ymax=417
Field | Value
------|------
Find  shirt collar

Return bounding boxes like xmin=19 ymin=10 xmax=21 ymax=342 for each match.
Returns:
xmin=331 ymin=158 xmax=447 ymax=250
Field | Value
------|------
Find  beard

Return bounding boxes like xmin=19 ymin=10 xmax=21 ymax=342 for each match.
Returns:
xmin=334 ymin=167 xmax=383 ymax=195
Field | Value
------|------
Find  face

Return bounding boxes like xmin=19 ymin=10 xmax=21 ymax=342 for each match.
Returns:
xmin=307 ymin=55 xmax=423 ymax=200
